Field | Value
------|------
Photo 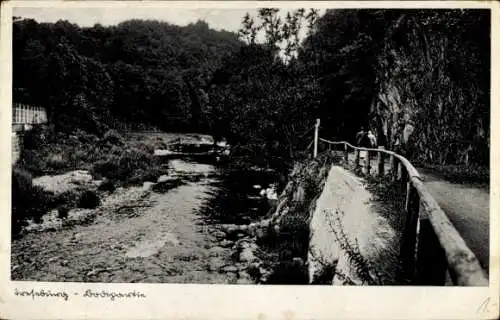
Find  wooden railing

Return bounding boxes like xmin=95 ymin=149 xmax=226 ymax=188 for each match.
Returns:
xmin=316 ymin=137 xmax=488 ymax=286
xmin=12 ymin=103 xmax=47 ymax=125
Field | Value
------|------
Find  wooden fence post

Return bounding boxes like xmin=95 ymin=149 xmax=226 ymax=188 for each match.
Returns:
xmin=344 ymin=144 xmax=349 ymax=164
xmin=391 ymin=155 xmax=398 ymax=181
xmin=401 ymin=167 xmax=408 ymax=192
xmin=405 ymin=181 xmax=411 ymax=212
xmin=313 ymin=118 xmax=320 ymax=158
xmin=414 ymin=209 xmax=448 ymax=285
xmin=365 ymin=149 xmax=371 ymax=175
xmin=378 ymin=147 xmax=385 ymax=177
xmin=400 ymin=183 xmax=420 ymax=282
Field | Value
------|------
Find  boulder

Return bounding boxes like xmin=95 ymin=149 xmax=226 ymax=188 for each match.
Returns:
xmin=33 ymin=170 xmax=95 ymax=195
xmin=208 ymin=246 xmax=226 ymax=257
xmin=220 ymin=265 xmax=238 ymax=273
xmin=142 ymin=181 xmax=155 ymax=191
xmin=212 ymin=230 xmax=227 ymax=239
xmin=157 ymin=175 xmax=169 ymax=183
xmin=219 ymin=239 xmax=233 ymax=248
xmin=98 ymin=179 xmax=116 ymax=192
xmin=236 ymin=233 xmax=246 ymax=239
xmin=236 ymin=277 xmax=254 ymax=284
xmin=239 ymin=247 xmax=258 ymax=263
xmin=92 ymin=180 xmax=104 ymax=187
xmin=208 ymin=260 xmax=226 ymax=272
xmin=153 ymin=149 xmax=172 ymax=156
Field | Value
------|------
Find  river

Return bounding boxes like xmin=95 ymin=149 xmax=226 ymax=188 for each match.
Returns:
xmin=11 ymin=137 xmax=278 ymax=284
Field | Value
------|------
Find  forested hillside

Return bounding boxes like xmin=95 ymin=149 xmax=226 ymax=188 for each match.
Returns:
xmin=13 ymin=18 xmax=242 ymax=133
xmin=13 ymin=8 xmax=490 ymax=171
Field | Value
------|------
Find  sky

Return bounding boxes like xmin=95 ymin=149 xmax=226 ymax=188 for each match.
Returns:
xmin=13 ymin=6 xmax=326 ymax=45
xmin=14 ymin=7 xmax=268 ymax=32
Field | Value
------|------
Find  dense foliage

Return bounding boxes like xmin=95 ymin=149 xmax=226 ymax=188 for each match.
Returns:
xmin=11 ymin=168 xmax=53 ymax=236
xmin=299 ymin=9 xmax=490 ymax=166
xmin=379 ymin=10 xmax=490 ymax=166
xmin=13 ymin=8 xmax=490 ymax=170
xmin=13 ymin=18 xmax=242 ymax=133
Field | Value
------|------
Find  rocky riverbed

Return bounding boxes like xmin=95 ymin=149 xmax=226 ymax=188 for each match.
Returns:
xmin=11 ymin=157 xmax=277 ymax=284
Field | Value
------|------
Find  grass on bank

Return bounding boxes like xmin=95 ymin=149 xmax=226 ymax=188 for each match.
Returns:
xmin=18 ymin=126 xmax=168 ymax=184
xmin=12 ymin=126 xmax=170 ymax=238
xmin=413 ymin=162 xmax=489 ymax=187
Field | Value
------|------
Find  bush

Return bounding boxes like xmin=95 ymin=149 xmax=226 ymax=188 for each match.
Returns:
xmin=11 ymin=168 xmax=54 ymax=237
xmin=134 ymin=140 xmax=155 ymax=155
xmin=90 ymin=146 xmax=163 ymax=185
xmin=77 ymin=190 xmax=100 ymax=209
xmin=416 ymin=163 xmax=489 ymax=185
xmin=278 ymin=212 xmax=311 ymax=259
xmin=57 ymin=205 xmax=69 ymax=219
xmin=97 ymin=178 xmax=116 ymax=192
xmin=20 ymin=125 xmax=54 ymax=150
xmin=49 ymin=190 xmax=80 ymax=208
xmin=265 ymin=258 xmax=309 ymax=284
xmin=46 ymin=153 xmax=68 ymax=171
xmin=101 ymin=129 xmax=125 ymax=147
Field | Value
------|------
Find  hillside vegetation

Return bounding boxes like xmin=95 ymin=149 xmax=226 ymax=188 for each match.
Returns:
xmin=13 ymin=9 xmax=490 ymax=172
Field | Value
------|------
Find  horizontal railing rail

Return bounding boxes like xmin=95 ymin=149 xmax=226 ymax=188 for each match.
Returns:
xmin=315 ymin=135 xmax=488 ymax=286
xmin=12 ymin=103 xmax=47 ymax=125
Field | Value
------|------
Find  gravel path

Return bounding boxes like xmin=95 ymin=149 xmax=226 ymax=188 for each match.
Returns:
xmin=417 ymin=168 xmax=490 ymax=272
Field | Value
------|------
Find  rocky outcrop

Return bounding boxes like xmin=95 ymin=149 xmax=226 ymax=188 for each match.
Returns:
xmin=307 ymin=166 xmax=399 ymax=285
xmin=32 ymin=170 xmax=99 ymax=195
xmin=371 ymin=81 xmax=416 ymax=151
xmin=216 ymin=154 xmax=334 ymax=284
xmin=371 ymin=13 xmax=489 ymax=166
xmin=216 ymin=155 xmax=399 ymax=285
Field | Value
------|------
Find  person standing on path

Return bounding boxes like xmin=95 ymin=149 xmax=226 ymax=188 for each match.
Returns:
xmin=367 ymin=130 xmax=378 ymax=157
xmin=356 ymin=127 xmax=366 ymax=147
xmin=355 ymin=127 xmax=366 ymax=164
xmin=367 ymin=130 xmax=377 ymax=147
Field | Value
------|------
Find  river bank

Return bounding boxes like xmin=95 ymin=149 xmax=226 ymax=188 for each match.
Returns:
xmin=12 ymin=131 xmax=279 ymax=284
xmin=12 ymin=166 xmax=240 ymax=283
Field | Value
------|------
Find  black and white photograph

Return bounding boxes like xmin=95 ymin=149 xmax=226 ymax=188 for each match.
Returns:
xmin=6 ymin=1 xmax=493 ymax=292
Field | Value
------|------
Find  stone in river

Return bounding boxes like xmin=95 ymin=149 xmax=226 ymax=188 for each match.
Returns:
xmin=239 ymin=247 xmax=258 ymax=262
xmin=221 ymin=265 xmax=238 ymax=273
xmin=157 ymin=175 xmax=169 ymax=183
xmin=219 ymin=239 xmax=233 ymax=248
xmin=238 ymin=270 xmax=253 ymax=281
xmin=142 ymin=181 xmax=155 ymax=191
xmin=207 ymin=258 xmax=226 ymax=272
xmin=208 ymin=246 xmax=225 ymax=257
xmin=212 ymin=230 xmax=227 ymax=238
xmin=236 ymin=277 xmax=254 ymax=284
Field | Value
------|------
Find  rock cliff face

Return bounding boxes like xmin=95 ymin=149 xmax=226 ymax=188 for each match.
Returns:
xmin=369 ymin=15 xmax=430 ymax=154
xmin=371 ymin=80 xmax=416 ymax=152
xmin=370 ymin=12 xmax=489 ymax=166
